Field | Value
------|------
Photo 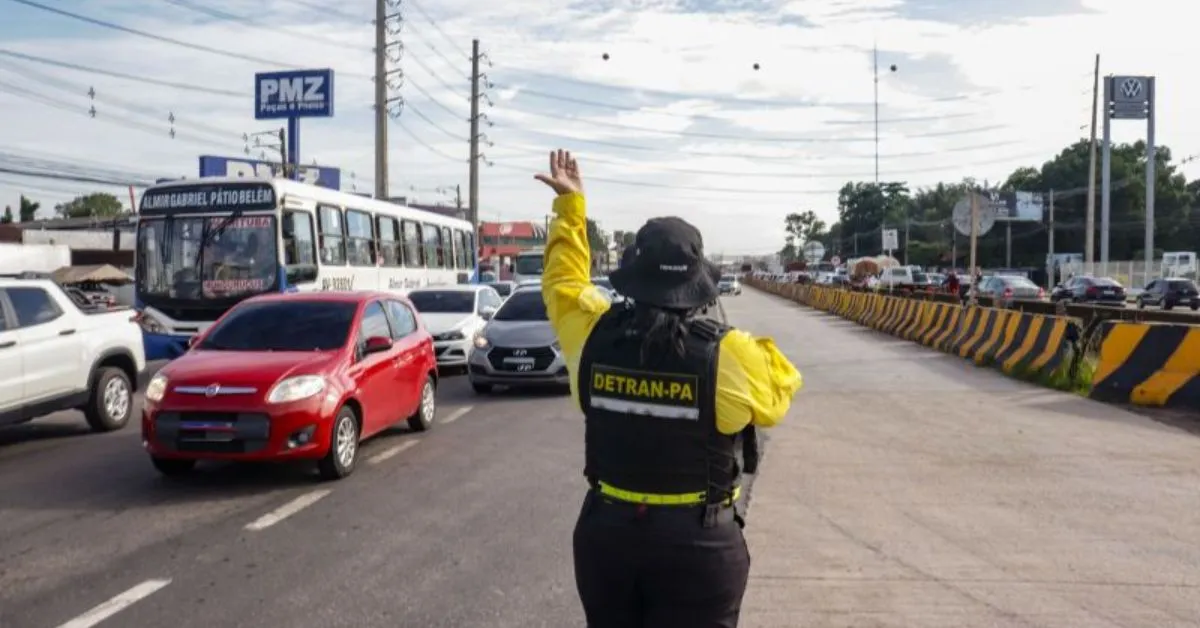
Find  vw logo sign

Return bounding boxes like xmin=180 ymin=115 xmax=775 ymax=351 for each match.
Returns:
xmin=205 ymin=384 xmax=221 ymax=397
xmin=1121 ymin=78 xmax=1143 ymax=99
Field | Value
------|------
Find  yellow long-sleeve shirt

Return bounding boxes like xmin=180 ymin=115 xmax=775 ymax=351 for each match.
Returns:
xmin=542 ymin=192 xmax=802 ymax=435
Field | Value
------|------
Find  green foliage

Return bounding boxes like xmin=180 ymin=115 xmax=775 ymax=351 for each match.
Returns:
xmin=18 ymin=195 xmax=39 ymax=222
xmin=54 ymin=192 xmax=125 ymax=219
xmin=1 ymin=206 xmax=12 ymax=224
xmin=585 ymin=218 xmax=607 ymax=253
xmin=786 ymin=139 xmax=1198 ymax=268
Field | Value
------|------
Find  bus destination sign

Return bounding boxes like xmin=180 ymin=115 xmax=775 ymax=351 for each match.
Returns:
xmin=140 ymin=182 xmax=277 ymax=215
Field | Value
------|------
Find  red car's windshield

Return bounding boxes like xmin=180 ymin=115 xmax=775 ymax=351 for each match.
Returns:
xmin=199 ymin=300 xmax=358 ymax=351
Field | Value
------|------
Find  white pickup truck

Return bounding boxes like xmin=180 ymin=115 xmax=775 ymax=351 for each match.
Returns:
xmin=0 ymin=276 xmax=147 ymax=431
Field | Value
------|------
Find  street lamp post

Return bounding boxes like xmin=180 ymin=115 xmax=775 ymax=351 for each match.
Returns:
xmin=873 ymin=45 xmax=897 ymax=185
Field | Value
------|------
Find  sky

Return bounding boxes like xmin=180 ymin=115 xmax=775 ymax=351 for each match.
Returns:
xmin=0 ymin=0 xmax=1195 ymax=255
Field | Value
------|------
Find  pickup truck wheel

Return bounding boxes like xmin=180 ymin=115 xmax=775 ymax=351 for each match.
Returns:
xmin=84 ymin=367 xmax=133 ymax=432
xmin=407 ymin=377 xmax=437 ymax=432
xmin=151 ymin=456 xmax=196 ymax=476
xmin=318 ymin=406 xmax=360 ymax=481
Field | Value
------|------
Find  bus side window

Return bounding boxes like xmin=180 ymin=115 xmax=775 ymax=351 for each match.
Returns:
xmin=377 ymin=216 xmax=401 ymax=266
xmin=441 ymin=226 xmax=454 ymax=268
xmin=346 ymin=209 xmax=376 ymax=267
xmin=454 ymin=230 xmax=470 ymax=269
xmin=402 ymin=220 xmax=424 ymax=267
xmin=318 ymin=205 xmax=346 ymax=265
xmin=423 ymin=222 xmax=444 ymax=268
xmin=282 ymin=210 xmax=317 ymax=266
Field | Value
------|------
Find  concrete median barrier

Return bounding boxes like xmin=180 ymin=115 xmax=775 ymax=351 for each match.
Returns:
xmin=1089 ymin=321 xmax=1200 ymax=409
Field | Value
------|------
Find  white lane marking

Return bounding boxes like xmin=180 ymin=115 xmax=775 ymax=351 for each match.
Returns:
xmin=440 ymin=405 xmax=473 ymax=424
xmin=367 ymin=439 xmax=420 ymax=465
xmin=244 ymin=489 xmax=332 ymax=531
xmin=56 ymin=579 xmax=172 ymax=628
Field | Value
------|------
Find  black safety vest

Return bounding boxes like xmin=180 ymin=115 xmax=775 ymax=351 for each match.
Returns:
xmin=577 ymin=307 xmax=739 ymax=504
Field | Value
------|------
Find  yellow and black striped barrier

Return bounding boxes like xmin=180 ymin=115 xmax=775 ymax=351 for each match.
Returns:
xmin=750 ymin=281 xmax=1080 ymax=387
xmin=1089 ymin=321 xmax=1200 ymax=408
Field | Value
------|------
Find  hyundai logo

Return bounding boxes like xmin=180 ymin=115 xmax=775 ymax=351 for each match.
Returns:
xmin=513 ymin=349 xmax=527 ymax=357
xmin=1120 ymin=78 xmax=1143 ymax=99
xmin=205 ymin=384 xmax=221 ymax=397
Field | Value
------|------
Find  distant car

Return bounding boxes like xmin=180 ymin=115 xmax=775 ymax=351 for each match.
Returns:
xmin=1051 ymin=276 xmax=1125 ymax=306
xmin=407 ymin=285 xmax=503 ymax=371
xmin=141 ymin=291 xmax=438 ymax=481
xmin=979 ymin=275 xmax=1046 ymax=301
xmin=1137 ymin=278 xmax=1199 ymax=310
xmin=467 ymin=287 xmax=569 ymax=394
xmin=718 ymin=274 xmax=742 ymax=295
xmin=483 ymin=280 xmax=516 ymax=299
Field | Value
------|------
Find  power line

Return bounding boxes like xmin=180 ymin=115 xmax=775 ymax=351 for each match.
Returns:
xmin=0 ymin=47 xmax=246 ymax=97
xmin=492 ymin=138 xmax=1025 ymax=163
xmin=494 ymin=111 xmax=1009 ymax=143
xmin=0 ymin=77 xmax=228 ymax=148
xmin=0 ymin=59 xmax=243 ymax=142
xmin=160 ymin=0 xmax=368 ymax=52
xmin=4 ymin=0 xmax=336 ymax=73
xmin=489 ymin=68 xmax=1095 ymax=110
xmin=393 ymin=118 xmax=466 ymax=163
xmin=405 ymin=0 xmax=471 ymax=61
xmin=487 ymin=121 xmax=1012 ymax=158
xmin=490 ymin=147 xmax=1060 ymax=180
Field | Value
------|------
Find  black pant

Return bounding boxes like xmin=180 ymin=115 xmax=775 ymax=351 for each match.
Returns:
xmin=573 ymin=491 xmax=752 ymax=628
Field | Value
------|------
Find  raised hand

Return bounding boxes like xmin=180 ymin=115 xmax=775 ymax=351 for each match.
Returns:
xmin=533 ymin=149 xmax=583 ymax=196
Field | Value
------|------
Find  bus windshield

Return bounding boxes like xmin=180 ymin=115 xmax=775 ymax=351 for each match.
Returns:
xmin=136 ymin=215 xmax=279 ymax=300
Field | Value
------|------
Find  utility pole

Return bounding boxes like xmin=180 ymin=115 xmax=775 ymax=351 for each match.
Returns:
xmin=468 ymin=39 xmax=492 ymax=248
xmin=968 ymin=190 xmax=979 ymax=298
xmin=455 ymin=184 xmax=462 ymax=209
xmin=873 ymin=43 xmax=879 ymax=185
xmin=373 ymin=0 xmax=388 ymax=200
xmin=903 ymin=216 xmax=909 ymax=265
xmin=1085 ymin=54 xmax=1100 ymax=266
xmin=1047 ymin=189 xmax=1056 ymax=290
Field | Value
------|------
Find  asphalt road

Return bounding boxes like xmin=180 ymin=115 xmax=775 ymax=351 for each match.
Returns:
xmin=0 ymin=305 xmax=764 ymax=628
xmin=5 ymin=288 xmax=1200 ymax=628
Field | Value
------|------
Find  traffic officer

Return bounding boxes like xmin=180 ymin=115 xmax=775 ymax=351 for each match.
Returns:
xmin=534 ymin=149 xmax=803 ymax=628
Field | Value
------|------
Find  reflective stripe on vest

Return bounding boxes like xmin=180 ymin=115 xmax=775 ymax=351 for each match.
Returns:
xmin=597 ymin=481 xmax=741 ymax=506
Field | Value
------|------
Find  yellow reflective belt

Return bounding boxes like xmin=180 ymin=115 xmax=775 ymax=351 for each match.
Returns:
xmin=596 ymin=481 xmax=741 ymax=506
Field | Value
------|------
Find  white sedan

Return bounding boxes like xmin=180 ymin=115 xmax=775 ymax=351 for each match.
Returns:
xmin=407 ymin=285 xmax=503 ymax=370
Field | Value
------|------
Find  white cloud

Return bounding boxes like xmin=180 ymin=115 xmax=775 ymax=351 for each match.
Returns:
xmin=0 ymin=0 xmax=1194 ymax=256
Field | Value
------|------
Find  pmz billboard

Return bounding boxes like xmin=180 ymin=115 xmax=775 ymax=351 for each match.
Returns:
xmin=198 ymin=155 xmax=341 ymax=190
xmin=255 ymin=69 xmax=334 ymax=119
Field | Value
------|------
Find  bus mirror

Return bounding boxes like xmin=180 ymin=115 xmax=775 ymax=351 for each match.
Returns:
xmin=286 ymin=265 xmax=318 ymax=284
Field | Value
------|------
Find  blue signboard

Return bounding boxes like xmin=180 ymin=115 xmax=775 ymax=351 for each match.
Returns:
xmin=199 ymin=155 xmax=341 ymax=191
xmin=254 ymin=69 xmax=335 ymax=119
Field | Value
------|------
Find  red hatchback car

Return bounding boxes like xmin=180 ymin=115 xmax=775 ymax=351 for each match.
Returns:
xmin=141 ymin=291 xmax=438 ymax=481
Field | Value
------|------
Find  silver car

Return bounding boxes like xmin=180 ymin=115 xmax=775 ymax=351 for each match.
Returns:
xmin=467 ymin=287 xmax=569 ymax=394
xmin=717 ymin=274 xmax=741 ymax=295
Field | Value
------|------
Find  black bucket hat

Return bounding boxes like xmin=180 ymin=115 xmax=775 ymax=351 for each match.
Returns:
xmin=608 ymin=216 xmax=720 ymax=309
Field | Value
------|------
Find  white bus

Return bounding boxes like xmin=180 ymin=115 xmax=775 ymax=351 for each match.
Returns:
xmin=134 ymin=177 xmax=476 ymax=359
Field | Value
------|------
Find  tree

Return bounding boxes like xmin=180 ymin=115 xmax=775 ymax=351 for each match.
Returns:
xmin=1 ymin=206 xmax=12 ymax=224
xmin=786 ymin=137 xmax=1195 ymax=271
xmin=18 ymin=195 xmax=39 ymax=222
xmin=619 ymin=231 xmax=635 ymax=248
xmin=585 ymin=218 xmax=607 ymax=253
xmin=54 ymin=193 xmax=125 ymax=219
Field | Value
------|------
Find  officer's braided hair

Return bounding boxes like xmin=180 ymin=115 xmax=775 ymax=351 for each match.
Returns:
xmin=629 ymin=303 xmax=698 ymax=365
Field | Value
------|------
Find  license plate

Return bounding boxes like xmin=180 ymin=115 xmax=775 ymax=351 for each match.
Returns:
xmin=503 ymin=357 xmax=535 ymax=371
